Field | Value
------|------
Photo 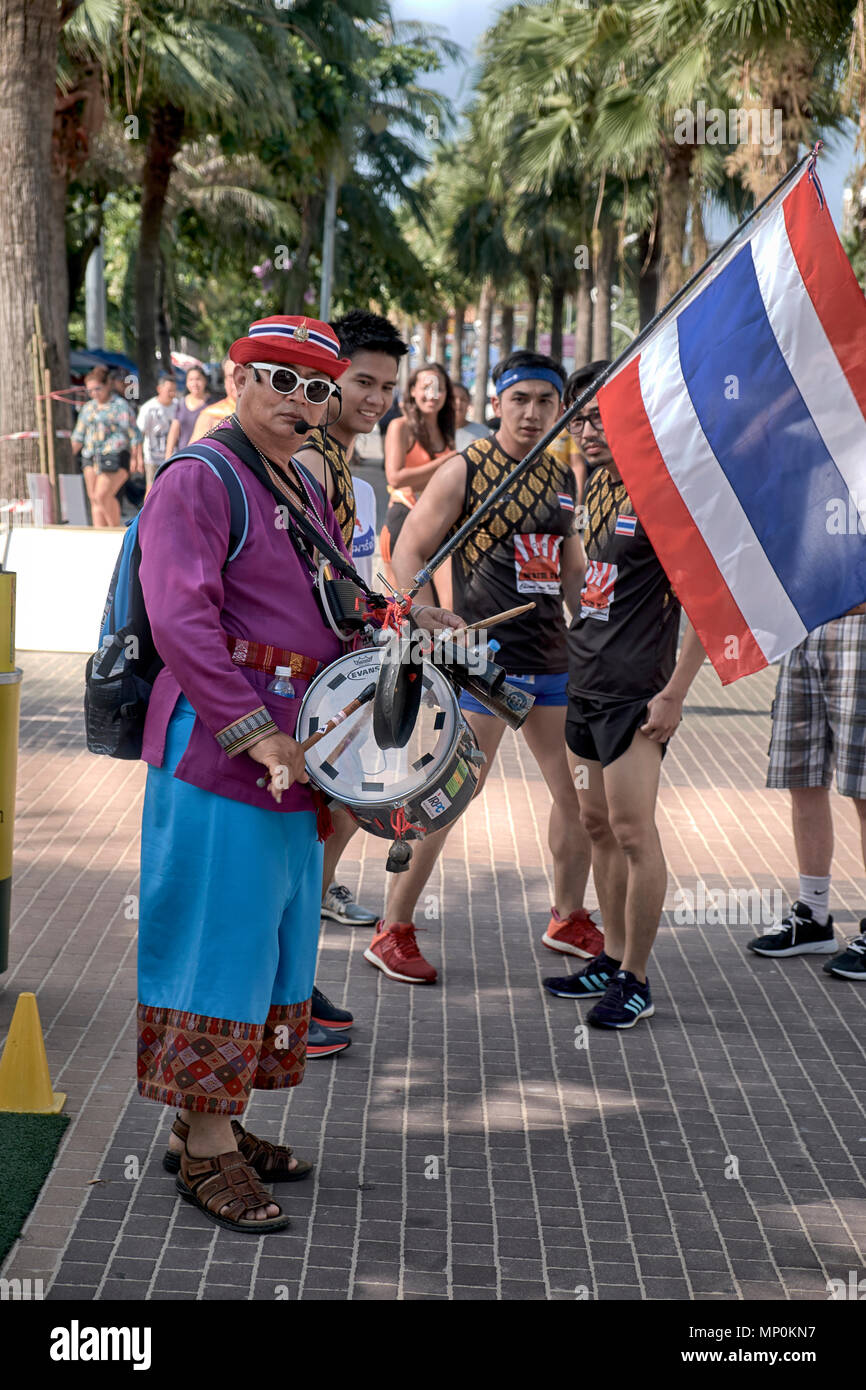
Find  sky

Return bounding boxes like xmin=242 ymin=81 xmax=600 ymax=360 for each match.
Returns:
xmin=392 ymin=0 xmax=857 ymax=233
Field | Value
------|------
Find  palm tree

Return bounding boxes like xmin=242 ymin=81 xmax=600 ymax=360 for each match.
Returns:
xmin=0 ymin=0 xmax=73 ymax=499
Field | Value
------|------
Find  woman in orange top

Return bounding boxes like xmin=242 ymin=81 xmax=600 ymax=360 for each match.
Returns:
xmin=380 ymin=362 xmax=457 ymax=601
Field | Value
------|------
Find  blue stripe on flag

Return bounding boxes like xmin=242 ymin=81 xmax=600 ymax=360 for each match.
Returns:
xmin=676 ymin=244 xmax=865 ymax=632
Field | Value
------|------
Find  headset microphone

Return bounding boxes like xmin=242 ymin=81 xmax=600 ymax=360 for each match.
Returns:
xmin=293 ymin=420 xmax=312 ymax=435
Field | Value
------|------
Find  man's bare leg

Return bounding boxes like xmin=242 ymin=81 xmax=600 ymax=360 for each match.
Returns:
xmin=577 ymin=757 xmax=628 ymax=959
xmin=322 ymin=805 xmax=362 ymax=897
xmin=790 ymin=786 xmax=834 ymax=876
xmin=601 ymin=732 xmax=665 ymax=982
xmin=520 ymin=703 xmax=591 ymax=915
xmin=383 ymin=710 xmax=506 ymax=928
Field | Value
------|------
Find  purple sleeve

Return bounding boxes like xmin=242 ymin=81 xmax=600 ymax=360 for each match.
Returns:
xmin=138 ymin=461 xmax=278 ymax=757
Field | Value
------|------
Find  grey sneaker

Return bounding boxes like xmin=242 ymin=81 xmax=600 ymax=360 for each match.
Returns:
xmin=321 ymin=883 xmax=379 ymax=927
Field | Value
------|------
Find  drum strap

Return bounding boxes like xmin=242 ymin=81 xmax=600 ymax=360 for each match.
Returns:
xmin=227 ymin=636 xmax=322 ymax=679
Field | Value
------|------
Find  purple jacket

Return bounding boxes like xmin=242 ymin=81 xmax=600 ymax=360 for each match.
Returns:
xmin=138 ymin=436 xmax=346 ymax=813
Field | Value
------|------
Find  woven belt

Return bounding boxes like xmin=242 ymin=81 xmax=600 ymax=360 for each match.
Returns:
xmin=227 ymin=636 xmax=322 ymax=678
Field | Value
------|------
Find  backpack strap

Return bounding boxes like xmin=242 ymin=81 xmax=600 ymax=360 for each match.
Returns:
xmin=155 ymin=443 xmax=249 ymax=565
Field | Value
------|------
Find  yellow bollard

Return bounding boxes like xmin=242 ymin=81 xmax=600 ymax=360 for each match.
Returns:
xmin=0 ymin=567 xmax=22 ymax=974
xmin=0 ymin=992 xmax=66 ymax=1113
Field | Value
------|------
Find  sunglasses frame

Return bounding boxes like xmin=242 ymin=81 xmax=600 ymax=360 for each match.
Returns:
xmin=248 ymin=362 xmax=339 ymax=404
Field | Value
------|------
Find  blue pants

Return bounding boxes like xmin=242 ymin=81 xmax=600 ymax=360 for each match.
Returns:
xmin=137 ymin=696 xmax=323 ymax=1114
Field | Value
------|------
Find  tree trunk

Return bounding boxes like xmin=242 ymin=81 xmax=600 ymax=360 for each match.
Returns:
xmin=550 ymin=281 xmax=565 ymax=363
xmin=398 ymin=315 xmax=412 ymax=398
xmin=687 ymin=178 xmax=708 ymax=270
xmin=472 ymin=279 xmax=494 ymax=423
xmin=0 ymin=0 xmax=62 ymax=498
xmin=135 ymin=103 xmax=184 ymax=401
xmin=157 ymin=251 xmax=173 ymax=380
xmin=48 ymin=164 xmax=73 ymax=473
xmin=575 ymin=269 xmax=593 ymax=365
xmin=500 ymin=302 xmax=515 ymax=357
xmin=524 ymin=274 xmax=540 ymax=349
xmin=658 ymin=140 xmax=693 ymax=303
xmin=421 ymin=322 xmax=433 ymax=360
xmin=452 ymin=302 xmax=465 ymax=378
xmin=432 ymin=314 xmax=448 ymax=368
xmin=591 ymin=220 xmax=615 ymax=360
xmin=282 ymin=192 xmax=321 ymax=314
xmin=637 ymin=217 xmax=661 ymax=328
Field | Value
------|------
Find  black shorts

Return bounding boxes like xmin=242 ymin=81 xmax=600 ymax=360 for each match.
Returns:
xmin=89 ymin=450 xmax=131 ymax=475
xmin=565 ymin=693 xmax=669 ymax=767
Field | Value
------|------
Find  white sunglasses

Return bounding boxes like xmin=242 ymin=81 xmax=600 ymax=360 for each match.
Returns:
xmin=248 ymin=362 xmax=339 ymax=404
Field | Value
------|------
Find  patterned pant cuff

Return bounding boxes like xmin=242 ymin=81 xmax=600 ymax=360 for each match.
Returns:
xmin=252 ymin=999 xmax=311 ymax=1090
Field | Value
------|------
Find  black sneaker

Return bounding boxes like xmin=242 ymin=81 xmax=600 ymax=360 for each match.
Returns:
xmin=587 ymin=970 xmax=654 ymax=1029
xmin=823 ymin=924 xmax=866 ymax=980
xmin=543 ymin=951 xmax=622 ymax=999
xmin=311 ymin=985 xmax=353 ymax=1030
xmin=747 ymin=901 xmax=836 ymax=957
xmin=307 ymin=1020 xmax=351 ymax=1058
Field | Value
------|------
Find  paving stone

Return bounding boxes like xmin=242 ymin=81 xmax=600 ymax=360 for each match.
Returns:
xmin=5 ymin=655 xmax=866 ymax=1305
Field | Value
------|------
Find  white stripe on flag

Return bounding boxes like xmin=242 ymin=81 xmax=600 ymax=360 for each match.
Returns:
xmin=750 ymin=206 xmax=866 ymax=531
xmin=639 ymin=322 xmax=807 ymax=661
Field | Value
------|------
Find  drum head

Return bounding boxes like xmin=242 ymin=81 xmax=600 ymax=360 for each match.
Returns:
xmin=297 ymin=647 xmax=460 ymax=809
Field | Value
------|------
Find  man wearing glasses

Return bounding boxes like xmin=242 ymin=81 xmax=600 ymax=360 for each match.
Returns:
xmin=544 ymin=361 xmax=708 ymax=1028
xmin=135 ymin=316 xmax=457 ymax=1231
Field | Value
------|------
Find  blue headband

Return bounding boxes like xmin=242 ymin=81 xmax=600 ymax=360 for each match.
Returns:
xmin=495 ymin=366 xmax=564 ymax=397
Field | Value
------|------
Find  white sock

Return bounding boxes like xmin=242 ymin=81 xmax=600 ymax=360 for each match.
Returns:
xmin=798 ymin=874 xmax=831 ymax=926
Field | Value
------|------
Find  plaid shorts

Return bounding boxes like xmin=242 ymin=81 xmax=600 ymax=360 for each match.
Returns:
xmin=766 ymin=615 xmax=866 ymax=798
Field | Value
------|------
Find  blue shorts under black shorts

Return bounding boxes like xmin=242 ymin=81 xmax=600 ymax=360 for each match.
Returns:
xmin=459 ymin=670 xmax=568 ymax=718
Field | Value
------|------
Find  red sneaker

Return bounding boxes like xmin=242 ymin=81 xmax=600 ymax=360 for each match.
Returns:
xmin=364 ymin=921 xmax=438 ymax=984
xmin=542 ymin=906 xmax=604 ymax=959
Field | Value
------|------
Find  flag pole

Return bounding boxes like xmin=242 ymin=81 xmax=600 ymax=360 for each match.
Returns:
xmin=409 ymin=144 xmax=820 ymax=599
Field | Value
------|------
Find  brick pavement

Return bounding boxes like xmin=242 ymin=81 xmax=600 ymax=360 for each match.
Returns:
xmin=2 ymin=651 xmax=866 ymax=1301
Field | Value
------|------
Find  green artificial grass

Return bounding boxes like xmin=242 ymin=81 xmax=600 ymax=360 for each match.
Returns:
xmin=0 ymin=1113 xmax=70 ymax=1266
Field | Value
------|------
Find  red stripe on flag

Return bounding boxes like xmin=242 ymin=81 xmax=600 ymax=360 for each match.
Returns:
xmin=783 ymin=173 xmax=866 ymax=421
xmin=597 ymin=358 xmax=765 ymax=684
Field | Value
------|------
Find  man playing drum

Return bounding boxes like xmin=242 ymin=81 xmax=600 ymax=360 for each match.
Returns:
xmin=136 ymin=314 xmax=456 ymax=1232
xmin=366 ymin=350 xmax=601 ymax=985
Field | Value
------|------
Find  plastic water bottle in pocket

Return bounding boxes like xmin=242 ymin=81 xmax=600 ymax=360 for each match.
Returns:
xmin=267 ymin=666 xmax=296 ymax=699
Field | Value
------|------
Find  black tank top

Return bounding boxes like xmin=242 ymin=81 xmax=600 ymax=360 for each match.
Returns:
xmin=449 ymin=436 xmax=577 ymax=674
xmin=567 ymin=466 xmax=680 ymax=699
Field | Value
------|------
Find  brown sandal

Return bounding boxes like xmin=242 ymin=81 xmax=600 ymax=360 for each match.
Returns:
xmin=163 ymin=1115 xmax=314 ymax=1183
xmin=176 ymin=1147 xmax=290 ymax=1233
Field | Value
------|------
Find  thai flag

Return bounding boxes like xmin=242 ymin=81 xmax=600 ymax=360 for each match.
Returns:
xmin=557 ymin=492 xmax=574 ymax=511
xmin=597 ymin=160 xmax=866 ymax=684
xmin=615 ymin=515 xmax=637 ymax=536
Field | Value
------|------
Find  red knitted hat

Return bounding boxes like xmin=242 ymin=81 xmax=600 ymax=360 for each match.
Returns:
xmin=229 ymin=315 xmax=350 ymax=379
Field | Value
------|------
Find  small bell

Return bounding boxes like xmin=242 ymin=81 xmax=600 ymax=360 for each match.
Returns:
xmin=386 ymin=839 xmax=413 ymax=873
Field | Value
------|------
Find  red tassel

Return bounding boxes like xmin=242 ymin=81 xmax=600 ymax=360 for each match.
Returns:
xmin=311 ymin=787 xmax=335 ymax=843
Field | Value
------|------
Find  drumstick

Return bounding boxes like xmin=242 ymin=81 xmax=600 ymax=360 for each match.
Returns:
xmin=255 ymin=683 xmax=376 ymax=787
xmin=434 ymin=602 xmax=537 ymax=648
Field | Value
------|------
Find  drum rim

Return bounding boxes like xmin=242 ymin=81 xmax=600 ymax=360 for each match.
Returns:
xmin=297 ymin=645 xmax=464 ymax=804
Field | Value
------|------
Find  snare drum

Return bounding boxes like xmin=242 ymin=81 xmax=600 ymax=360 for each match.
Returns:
xmin=296 ymin=646 xmax=481 ymax=840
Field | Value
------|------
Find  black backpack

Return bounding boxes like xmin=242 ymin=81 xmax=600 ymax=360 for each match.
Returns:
xmin=84 ymin=443 xmax=249 ymax=759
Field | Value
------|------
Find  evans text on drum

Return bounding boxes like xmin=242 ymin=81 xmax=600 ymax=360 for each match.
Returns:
xmin=296 ymin=646 xmax=483 ymax=840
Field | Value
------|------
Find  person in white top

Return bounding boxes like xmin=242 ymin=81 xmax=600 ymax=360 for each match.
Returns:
xmin=350 ymin=475 xmax=377 ymax=588
xmin=137 ymin=374 xmax=179 ymax=490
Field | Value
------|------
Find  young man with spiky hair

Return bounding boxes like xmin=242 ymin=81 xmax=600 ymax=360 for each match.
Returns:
xmin=294 ymin=311 xmax=408 ymax=935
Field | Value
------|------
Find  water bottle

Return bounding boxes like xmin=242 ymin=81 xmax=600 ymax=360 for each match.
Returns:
xmin=486 ymin=638 xmax=501 ymax=660
xmin=267 ymin=666 xmax=296 ymax=698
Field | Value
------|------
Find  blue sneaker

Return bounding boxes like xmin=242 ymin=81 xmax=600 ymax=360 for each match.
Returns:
xmin=543 ymin=951 xmax=622 ymax=999
xmin=587 ymin=970 xmax=654 ymax=1029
